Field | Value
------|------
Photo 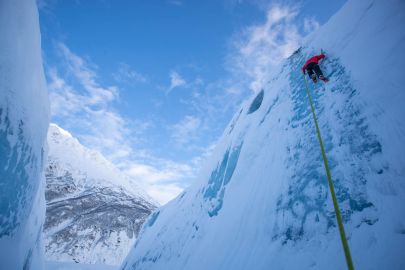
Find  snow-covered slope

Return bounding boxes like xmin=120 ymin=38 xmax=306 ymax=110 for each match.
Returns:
xmin=0 ymin=0 xmax=49 ymax=269
xmin=121 ymin=0 xmax=405 ymax=269
xmin=44 ymin=124 xmax=157 ymax=265
xmin=45 ymin=260 xmax=117 ymax=270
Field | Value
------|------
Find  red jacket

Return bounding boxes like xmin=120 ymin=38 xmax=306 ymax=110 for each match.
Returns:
xmin=302 ymin=54 xmax=325 ymax=73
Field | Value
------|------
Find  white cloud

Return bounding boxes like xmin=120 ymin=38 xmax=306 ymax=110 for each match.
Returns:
xmin=168 ymin=71 xmax=187 ymax=93
xmin=168 ymin=0 xmax=183 ymax=6
xmin=225 ymin=86 xmax=242 ymax=95
xmin=229 ymin=5 xmax=318 ymax=93
xmin=58 ymin=42 xmax=118 ymax=105
xmin=47 ymin=43 xmax=132 ymax=162
xmin=170 ymin=115 xmax=202 ymax=148
xmin=113 ymin=62 xmax=147 ymax=84
xmin=147 ymin=184 xmax=183 ymax=205
xmin=304 ymin=17 xmax=320 ymax=34
xmin=126 ymin=161 xmax=193 ymax=185
xmin=122 ymin=157 xmax=196 ymax=204
xmin=48 ymin=68 xmax=82 ymax=116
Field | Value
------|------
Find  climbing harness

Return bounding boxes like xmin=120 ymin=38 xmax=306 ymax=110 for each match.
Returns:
xmin=303 ymin=74 xmax=355 ymax=270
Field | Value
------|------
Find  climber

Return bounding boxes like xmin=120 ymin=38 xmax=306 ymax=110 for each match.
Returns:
xmin=302 ymin=53 xmax=328 ymax=83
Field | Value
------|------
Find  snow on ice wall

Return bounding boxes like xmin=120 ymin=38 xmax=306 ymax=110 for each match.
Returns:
xmin=0 ymin=0 xmax=49 ymax=269
xmin=121 ymin=0 xmax=405 ymax=269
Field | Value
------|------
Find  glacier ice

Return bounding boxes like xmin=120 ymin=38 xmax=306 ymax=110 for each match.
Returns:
xmin=121 ymin=0 xmax=405 ymax=269
xmin=247 ymin=90 xmax=264 ymax=114
xmin=0 ymin=0 xmax=50 ymax=269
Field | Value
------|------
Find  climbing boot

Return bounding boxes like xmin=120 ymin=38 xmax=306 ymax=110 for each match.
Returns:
xmin=319 ymin=75 xmax=329 ymax=82
xmin=311 ymin=74 xmax=317 ymax=83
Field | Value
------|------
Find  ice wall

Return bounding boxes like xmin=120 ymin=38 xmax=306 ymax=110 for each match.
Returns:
xmin=121 ymin=0 xmax=405 ymax=269
xmin=0 ymin=0 xmax=49 ymax=269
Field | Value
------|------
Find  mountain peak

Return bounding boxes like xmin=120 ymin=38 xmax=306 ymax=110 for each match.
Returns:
xmin=47 ymin=123 xmax=154 ymax=202
xmin=44 ymin=124 xmax=158 ymax=265
xmin=49 ymin=123 xmax=73 ymax=139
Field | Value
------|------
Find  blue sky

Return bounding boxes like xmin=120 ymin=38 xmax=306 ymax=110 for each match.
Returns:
xmin=39 ymin=0 xmax=346 ymax=204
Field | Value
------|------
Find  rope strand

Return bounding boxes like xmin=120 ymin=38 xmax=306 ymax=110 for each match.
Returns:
xmin=303 ymin=74 xmax=355 ymax=270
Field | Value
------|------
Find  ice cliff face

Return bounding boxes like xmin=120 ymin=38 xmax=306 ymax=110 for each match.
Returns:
xmin=121 ymin=0 xmax=405 ymax=269
xmin=44 ymin=124 xmax=157 ymax=265
xmin=0 ymin=0 xmax=49 ymax=269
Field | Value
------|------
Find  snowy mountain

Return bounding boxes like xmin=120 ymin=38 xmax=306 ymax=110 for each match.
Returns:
xmin=44 ymin=124 xmax=157 ymax=266
xmin=121 ymin=0 xmax=405 ymax=269
xmin=0 ymin=0 xmax=49 ymax=269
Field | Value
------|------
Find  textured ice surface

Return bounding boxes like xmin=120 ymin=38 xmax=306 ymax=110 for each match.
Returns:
xmin=121 ymin=0 xmax=405 ymax=269
xmin=0 ymin=0 xmax=49 ymax=269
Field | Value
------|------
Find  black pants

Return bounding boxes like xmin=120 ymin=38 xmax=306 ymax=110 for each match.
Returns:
xmin=306 ymin=62 xmax=324 ymax=78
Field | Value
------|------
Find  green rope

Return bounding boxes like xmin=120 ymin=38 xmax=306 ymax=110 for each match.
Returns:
xmin=303 ymin=74 xmax=355 ymax=270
